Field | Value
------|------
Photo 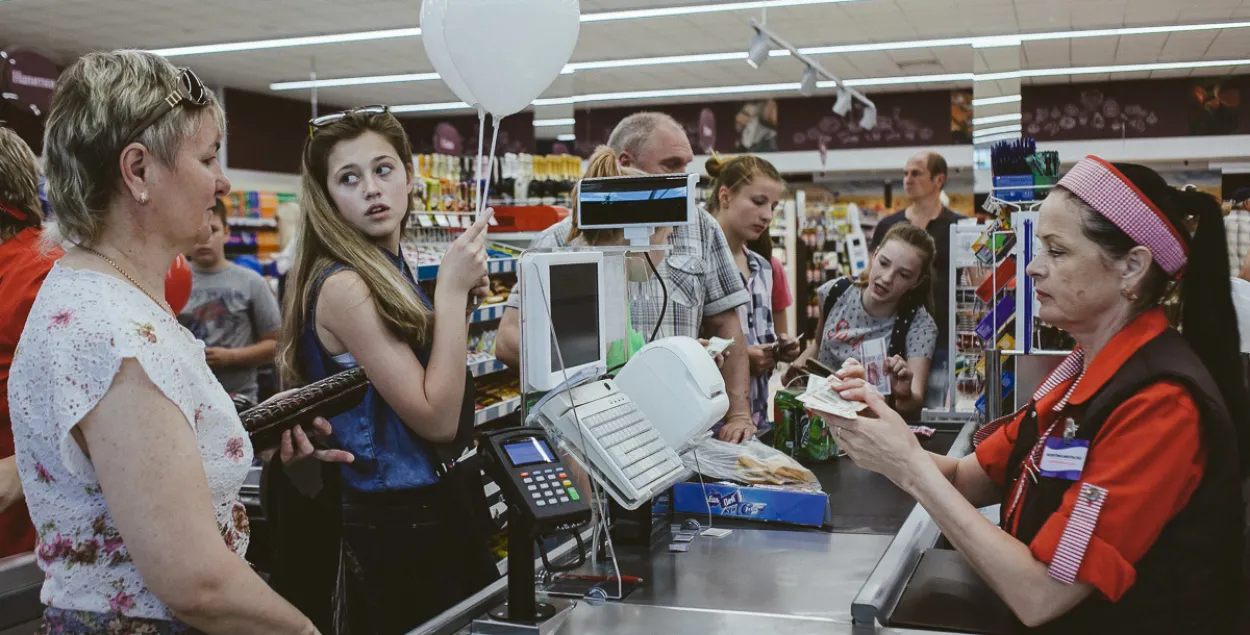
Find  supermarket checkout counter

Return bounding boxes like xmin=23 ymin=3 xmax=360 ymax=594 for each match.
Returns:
xmin=408 ymin=412 xmax=1004 ymax=635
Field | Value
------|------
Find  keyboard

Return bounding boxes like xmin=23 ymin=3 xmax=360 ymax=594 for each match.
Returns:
xmin=536 ymin=379 xmax=686 ymax=510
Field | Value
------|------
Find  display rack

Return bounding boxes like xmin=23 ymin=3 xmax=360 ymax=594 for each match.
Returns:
xmin=222 ymin=190 xmax=294 ymax=277
xmin=475 ymin=396 xmax=522 ymax=427
xmin=796 ymin=202 xmax=869 ymax=338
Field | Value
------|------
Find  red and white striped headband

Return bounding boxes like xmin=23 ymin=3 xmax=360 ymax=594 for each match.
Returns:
xmin=1058 ymin=155 xmax=1189 ymax=277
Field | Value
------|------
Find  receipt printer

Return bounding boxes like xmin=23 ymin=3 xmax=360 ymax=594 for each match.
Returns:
xmin=614 ymin=336 xmax=730 ymax=453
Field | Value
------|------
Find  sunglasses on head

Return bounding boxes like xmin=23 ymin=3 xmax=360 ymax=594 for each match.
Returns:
xmin=308 ymin=105 xmax=389 ymax=137
xmin=121 ymin=68 xmax=210 ymax=148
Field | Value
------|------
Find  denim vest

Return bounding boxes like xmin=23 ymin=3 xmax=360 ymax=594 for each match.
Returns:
xmin=299 ymin=248 xmax=441 ymax=492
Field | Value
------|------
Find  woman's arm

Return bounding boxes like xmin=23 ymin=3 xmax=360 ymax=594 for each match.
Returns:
xmin=0 ymin=456 xmax=21 ymax=515
xmin=829 ymin=389 xmax=1095 ymax=627
xmin=82 ymin=359 xmax=316 ymax=634
xmin=316 ymin=271 xmax=468 ymax=444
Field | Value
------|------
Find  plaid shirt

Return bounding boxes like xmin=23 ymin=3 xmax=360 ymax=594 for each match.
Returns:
xmin=739 ymin=250 xmax=777 ymax=429
xmin=506 ymin=210 xmax=749 ymax=339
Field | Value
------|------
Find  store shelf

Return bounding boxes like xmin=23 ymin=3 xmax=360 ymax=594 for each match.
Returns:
xmin=416 ymin=257 xmax=518 ymax=282
xmin=471 ymin=303 xmax=508 ymax=324
xmin=475 ymin=396 xmax=521 ymax=426
xmin=468 ymin=356 xmax=508 ymax=377
xmin=227 ymin=217 xmax=278 ymax=229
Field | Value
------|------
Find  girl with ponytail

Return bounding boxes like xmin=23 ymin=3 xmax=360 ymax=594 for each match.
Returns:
xmin=704 ymin=154 xmax=796 ymax=430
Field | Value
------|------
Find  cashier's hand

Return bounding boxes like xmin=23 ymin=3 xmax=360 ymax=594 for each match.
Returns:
xmin=818 ymin=381 xmax=925 ymax=488
xmin=717 ymin=414 xmax=758 ymax=444
xmin=747 ymin=344 xmax=776 ymax=376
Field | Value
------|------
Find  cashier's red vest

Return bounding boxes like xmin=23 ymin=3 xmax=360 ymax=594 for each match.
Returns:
xmin=1003 ymin=329 xmax=1245 ymax=634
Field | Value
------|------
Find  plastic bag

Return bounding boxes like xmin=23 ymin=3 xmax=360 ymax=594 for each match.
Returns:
xmin=681 ymin=437 xmax=821 ymax=492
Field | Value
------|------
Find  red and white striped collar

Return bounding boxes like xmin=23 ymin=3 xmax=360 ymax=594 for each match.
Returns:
xmin=1033 ymin=349 xmax=1086 ymax=413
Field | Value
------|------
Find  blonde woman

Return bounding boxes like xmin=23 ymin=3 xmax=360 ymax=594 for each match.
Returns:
xmin=9 ymin=50 xmax=338 ymax=634
xmin=278 ymin=107 xmax=495 ymax=634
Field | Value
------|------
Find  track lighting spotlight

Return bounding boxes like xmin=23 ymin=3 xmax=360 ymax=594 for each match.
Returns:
xmin=799 ymin=66 xmax=818 ymax=97
xmin=832 ymin=88 xmax=853 ymax=116
xmin=860 ymin=105 xmax=877 ymax=130
xmin=746 ymin=30 xmax=770 ymax=69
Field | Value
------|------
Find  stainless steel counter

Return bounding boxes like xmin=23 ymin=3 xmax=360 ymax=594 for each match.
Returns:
xmin=420 ymin=527 xmax=961 ymax=635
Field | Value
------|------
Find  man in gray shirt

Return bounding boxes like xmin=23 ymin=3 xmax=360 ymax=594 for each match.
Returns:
xmin=179 ymin=201 xmax=282 ymax=404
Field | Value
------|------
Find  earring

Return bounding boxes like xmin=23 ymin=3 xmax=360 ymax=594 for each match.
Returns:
xmin=139 ymin=191 xmax=149 ymax=205
xmin=1121 ymin=288 xmax=1139 ymax=302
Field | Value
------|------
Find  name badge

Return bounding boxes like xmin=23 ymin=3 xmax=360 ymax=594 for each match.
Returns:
xmin=1038 ymin=437 xmax=1089 ymax=480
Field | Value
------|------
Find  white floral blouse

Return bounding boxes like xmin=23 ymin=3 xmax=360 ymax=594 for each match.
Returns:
xmin=9 ymin=263 xmax=252 ymax=620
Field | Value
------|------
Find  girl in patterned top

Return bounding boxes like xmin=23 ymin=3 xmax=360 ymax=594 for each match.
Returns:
xmin=705 ymin=155 xmax=800 ymax=431
xmin=786 ymin=224 xmax=939 ymax=418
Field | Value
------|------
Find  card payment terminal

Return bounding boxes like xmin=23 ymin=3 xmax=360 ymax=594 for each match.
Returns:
xmin=481 ymin=428 xmax=592 ymax=532
xmin=480 ymin=428 xmax=593 ymax=626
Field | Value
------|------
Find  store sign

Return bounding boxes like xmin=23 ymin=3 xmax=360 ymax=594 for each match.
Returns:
xmin=0 ymin=47 xmax=59 ymax=114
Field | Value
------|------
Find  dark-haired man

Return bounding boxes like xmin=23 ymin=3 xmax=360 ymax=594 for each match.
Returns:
xmin=872 ymin=151 xmax=962 ymax=409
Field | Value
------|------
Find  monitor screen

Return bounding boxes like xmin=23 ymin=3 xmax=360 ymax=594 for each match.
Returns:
xmin=502 ymin=438 xmax=556 ymax=467
xmin=548 ymin=262 xmax=601 ymax=370
xmin=579 ymin=175 xmax=690 ymax=227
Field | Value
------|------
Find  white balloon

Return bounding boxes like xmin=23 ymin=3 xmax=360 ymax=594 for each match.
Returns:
xmin=420 ymin=0 xmax=478 ymax=107
xmin=443 ymin=0 xmax=580 ymax=118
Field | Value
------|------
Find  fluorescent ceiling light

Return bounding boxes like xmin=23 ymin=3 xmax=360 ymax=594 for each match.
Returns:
xmin=972 ymin=94 xmax=1022 ymax=107
xmin=974 ymin=124 xmax=1023 ymax=137
xmin=270 ymin=72 xmax=439 ymax=91
xmin=977 ymin=58 xmax=1250 ymax=81
xmin=557 ymin=134 xmax=577 ymax=141
xmin=973 ymin=36 xmax=1022 ymax=49
xmin=152 ymin=28 xmax=422 ymax=57
xmin=582 ymin=0 xmax=860 ymax=23
xmin=534 ymin=118 xmax=576 ymax=127
xmin=975 ymin=131 xmax=1025 ymax=145
xmin=392 ymin=101 xmax=470 ymax=114
xmin=972 ymin=113 xmax=1023 ymax=126
xmin=839 ymin=73 xmax=973 ymax=87
xmin=568 ymin=51 xmax=748 ymax=71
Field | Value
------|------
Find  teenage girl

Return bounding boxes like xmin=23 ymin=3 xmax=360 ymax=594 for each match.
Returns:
xmin=278 ymin=107 xmax=497 ymax=634
xmin=704 ymin=155 xmax=800 ymax=430
xmin=787 ymin=223 xmax=940 ymax=418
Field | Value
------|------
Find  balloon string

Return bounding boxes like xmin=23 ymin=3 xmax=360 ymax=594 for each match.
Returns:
xmin=475 ymin=107 xmax=487 ymax=218
xmin=480 ymin=115 xmax=502 ymax=217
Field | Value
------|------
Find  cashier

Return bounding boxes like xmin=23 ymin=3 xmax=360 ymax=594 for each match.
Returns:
xmin=819 ymin=156 xmax=1248 ymax=633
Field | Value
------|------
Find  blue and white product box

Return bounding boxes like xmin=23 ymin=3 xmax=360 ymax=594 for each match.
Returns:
xmin=672 ymin=481 xmax=831 ymax=528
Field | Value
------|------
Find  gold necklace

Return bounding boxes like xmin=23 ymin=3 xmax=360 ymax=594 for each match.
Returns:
xmin=80 ymin=246 xmax=174 ymax=316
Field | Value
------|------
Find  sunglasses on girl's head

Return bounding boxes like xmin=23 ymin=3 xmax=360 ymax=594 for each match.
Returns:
xmin=121 ymin=68 xmax=210 ymax=148
xmin=308 ymin=105 xmax=390 ymax=137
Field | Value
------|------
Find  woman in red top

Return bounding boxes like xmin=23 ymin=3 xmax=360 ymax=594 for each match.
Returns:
xmin=0 ymin=126 xmax=64 ymax=558
xmin=819 ymin=157 xmax=1247 ymax=633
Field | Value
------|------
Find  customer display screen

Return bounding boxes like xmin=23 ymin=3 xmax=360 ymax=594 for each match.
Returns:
xmin=579 ymin=175 xmax=690 ymax=227
xmin=503 ymin=438 xmax=556 ymax=467
xmin=548 ymin=262 xmax=601 ymax=369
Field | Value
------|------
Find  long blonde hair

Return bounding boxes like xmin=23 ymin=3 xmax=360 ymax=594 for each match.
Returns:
xmin=278 ymin=110 xmax=430 ymax=386
xmin=567 ymin=146 xmax=647 ymax=245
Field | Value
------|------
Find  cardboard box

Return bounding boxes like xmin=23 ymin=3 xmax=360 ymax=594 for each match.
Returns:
xmin=673 ymin=480 xmax=831 ymax=528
